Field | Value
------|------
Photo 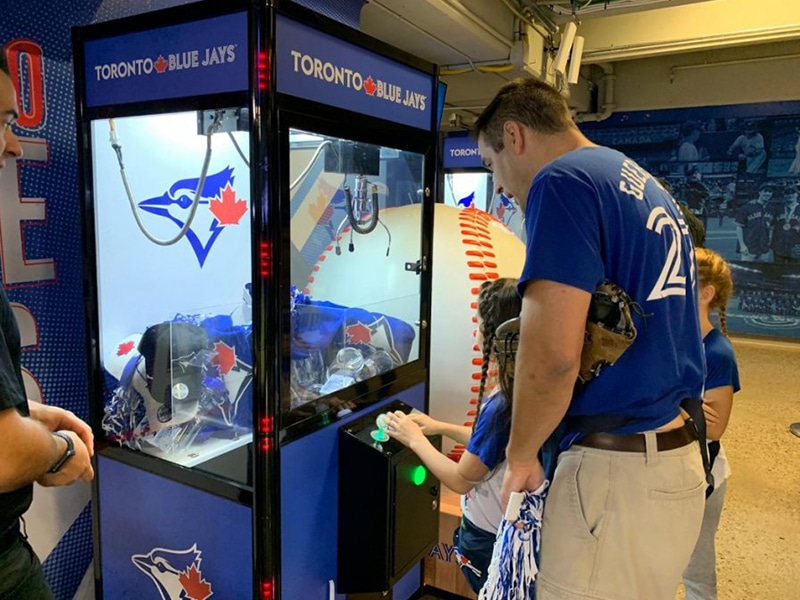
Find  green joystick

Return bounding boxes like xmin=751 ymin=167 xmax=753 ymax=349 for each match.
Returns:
xmin=370 ymin=413 xmax=390 ymax=442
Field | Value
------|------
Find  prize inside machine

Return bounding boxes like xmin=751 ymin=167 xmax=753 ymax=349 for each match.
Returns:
xmin=92 ymin=106 xmax=255 ymax=481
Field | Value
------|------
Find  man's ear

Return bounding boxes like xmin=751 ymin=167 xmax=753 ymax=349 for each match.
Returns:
xmin=503 ymin=121 xmax=525 ymax=154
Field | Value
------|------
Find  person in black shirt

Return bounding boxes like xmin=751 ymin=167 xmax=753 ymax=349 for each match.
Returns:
xmin=0 ymin=51 xmax=94 ymax=599
xmin=683 ymin=166 xmax=711 ymax=232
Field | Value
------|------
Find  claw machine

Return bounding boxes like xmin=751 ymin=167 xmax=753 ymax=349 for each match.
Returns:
xmin=73 ymin=1 xmax=442 ymax=598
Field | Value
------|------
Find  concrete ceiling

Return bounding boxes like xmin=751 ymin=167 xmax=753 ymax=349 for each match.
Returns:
xmin=359 ymin=0 xmax=800 ymax=129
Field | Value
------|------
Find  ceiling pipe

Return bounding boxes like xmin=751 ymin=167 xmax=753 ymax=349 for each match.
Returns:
xmin=574 ymin=62 xmax=615 ymax=122
xmin=582 ymin=23 xmax=800 ymax=63
xmin=669 ymin=52 xmax=800 ymax=83
xmin=499 ymin=0 xmax=556 ymax=39
xmin=517 ymin=0 xmax=560 ymax=35
xmin=540 ymin=0 xmax=717 ymax=18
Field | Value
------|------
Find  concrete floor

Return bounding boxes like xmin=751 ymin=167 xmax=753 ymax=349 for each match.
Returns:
xmin=676 ymin=336 xmax=800 ymax=600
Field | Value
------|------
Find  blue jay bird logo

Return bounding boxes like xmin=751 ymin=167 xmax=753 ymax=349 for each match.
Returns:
xmin=138 ymin=167 xmax=245 ymax=267
xmin=132 ymin=544 xmax=213 ymax=600
xmin=457 ymin=191 xmax=476 ymax=209
xmin=494 ymin=193 xmax=517 ymax=222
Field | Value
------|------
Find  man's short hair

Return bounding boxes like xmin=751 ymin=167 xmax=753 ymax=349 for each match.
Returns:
xmin=473 ymin=77 xmax=574 ymax=152
xmin=0 ymin=50 xmax=9 ymax=77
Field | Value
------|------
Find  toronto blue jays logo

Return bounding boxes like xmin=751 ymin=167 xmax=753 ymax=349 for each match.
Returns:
xmin=132 ymin=544 xmax=213 ymax=600
xmin=493 ymin=194 xmax=517 ymax=223
xmin=138 ymin=167 xmax=247 ymax=267
xmin=344 ymin=315 xmax=408 ymax=366
xmin=211 ymin=340 xmax=253 ymax=426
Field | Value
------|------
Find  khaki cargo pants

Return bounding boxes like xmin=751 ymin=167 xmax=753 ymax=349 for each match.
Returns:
xmin=537 ymin=434 xmax=706 ymax=600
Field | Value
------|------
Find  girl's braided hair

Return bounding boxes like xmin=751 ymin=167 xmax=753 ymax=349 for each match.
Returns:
xmin=696 ymin=247 xmax=733 ymax=335
xmin=474 ymin=278 xmax=522 ymax=432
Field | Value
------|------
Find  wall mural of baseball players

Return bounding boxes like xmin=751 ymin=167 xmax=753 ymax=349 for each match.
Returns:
xmin=581 ymin=101 xmax=800 ymax=340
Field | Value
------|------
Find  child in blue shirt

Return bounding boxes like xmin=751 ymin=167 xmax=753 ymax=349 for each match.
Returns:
xmin=385 ymin=278 xmax=521 ymax=593
xmin=682 ymin=247 xmax=741 ymax=600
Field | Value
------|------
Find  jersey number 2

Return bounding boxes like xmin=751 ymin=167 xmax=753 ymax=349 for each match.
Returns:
xmin=645 ymin=207 xmax=687 ymax=300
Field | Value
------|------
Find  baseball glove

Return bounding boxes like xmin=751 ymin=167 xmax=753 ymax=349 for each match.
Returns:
xmin=579 ymin=280 xmax=638 ymax=384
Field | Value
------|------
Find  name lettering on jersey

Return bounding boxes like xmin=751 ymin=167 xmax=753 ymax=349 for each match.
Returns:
xmin=746 ymin=209 xmax=767 ymax=221
xmin=618 ymin=159 xmax=651 ymax=201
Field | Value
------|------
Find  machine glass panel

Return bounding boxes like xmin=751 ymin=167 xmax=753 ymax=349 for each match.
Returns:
xmin=90 ymin=109 xmax=254 ymax=477
xmin=288 ymin=129 xmax=424 ymax=415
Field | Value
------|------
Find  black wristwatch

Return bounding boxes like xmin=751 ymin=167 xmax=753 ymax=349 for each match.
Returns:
xmin=48 ymin=431 xmax=76 ymax=474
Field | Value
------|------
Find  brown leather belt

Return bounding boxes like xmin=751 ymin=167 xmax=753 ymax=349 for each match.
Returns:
xmin=577 ymin=422 xmax=696 ymax=453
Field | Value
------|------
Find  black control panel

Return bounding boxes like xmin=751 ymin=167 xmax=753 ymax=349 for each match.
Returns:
xmin=337 ymin=399 xmax=440 ymax=594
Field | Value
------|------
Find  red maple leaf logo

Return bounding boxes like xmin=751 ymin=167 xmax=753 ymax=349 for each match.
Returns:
xmin=209 ymin=183 xmax=248 ymax=225
xmin=212 ymin=341 xmax=236 ymax=376
xmin=345 ymin=322 xmax=372 ymax=345
xmin=116 ymin=341 xmax=136 ymax=356
xmin=154 ymin=55 xmax=168 ymax=73
xmin=180 ymin=565 xmax=213 ymax=600
xmin=363 ymin=76 xmax=377 ymax=96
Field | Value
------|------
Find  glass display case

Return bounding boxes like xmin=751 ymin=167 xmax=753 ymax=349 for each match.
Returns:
xmin=91 ymin=114 xmax=432 ymax=464
xmin=288 ymin=129 xmax=425 ymax=416
xmin=91 ymin=109 xmax=253 ymax=473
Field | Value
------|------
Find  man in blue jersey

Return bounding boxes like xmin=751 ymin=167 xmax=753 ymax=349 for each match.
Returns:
xmin=474 ymin=78 xmax=706 ymax=600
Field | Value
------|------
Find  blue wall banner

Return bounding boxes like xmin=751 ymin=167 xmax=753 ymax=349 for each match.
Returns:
xmin=442 ymin=135 xmax=483 ymax=170
xmin=276 ymin=15 xmax=434 ymax=131
xmin=83 ymin=11 xmax=248 ymax=107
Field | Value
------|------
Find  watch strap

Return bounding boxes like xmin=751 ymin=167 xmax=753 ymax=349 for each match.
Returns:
xmin=48 ymin=431 xmax=76 ymax=474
